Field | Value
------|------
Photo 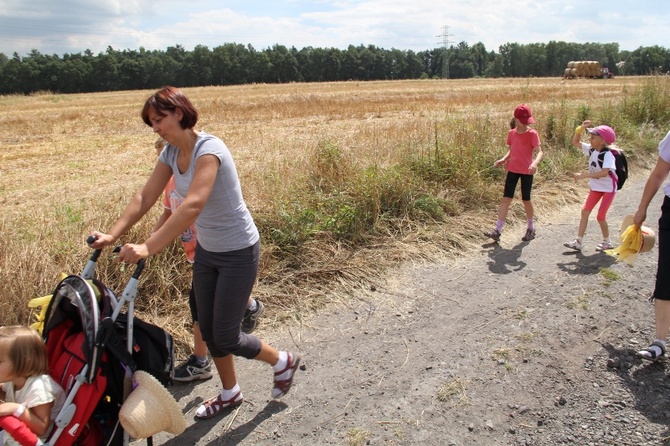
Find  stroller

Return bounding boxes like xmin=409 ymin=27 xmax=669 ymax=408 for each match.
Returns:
xmin=7 ymin=242 xmax=178 ymax=446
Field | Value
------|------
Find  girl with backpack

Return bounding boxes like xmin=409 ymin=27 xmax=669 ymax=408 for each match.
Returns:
xmin=564 ymin=120 xmax=619 ymax=252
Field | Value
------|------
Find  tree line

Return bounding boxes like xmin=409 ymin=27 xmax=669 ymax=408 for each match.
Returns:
xmin=1 ymin=40 xmax=669 ymax=95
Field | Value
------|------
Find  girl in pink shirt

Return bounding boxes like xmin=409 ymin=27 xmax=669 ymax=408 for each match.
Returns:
xmin=485 ymin=104 xmax=543 ymax=242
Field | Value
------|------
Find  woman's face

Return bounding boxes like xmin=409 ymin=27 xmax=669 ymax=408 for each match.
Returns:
xmin=147 ymin=107 xmax=182 ymax=144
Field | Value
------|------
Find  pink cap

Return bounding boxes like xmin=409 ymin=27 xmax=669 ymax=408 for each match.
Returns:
xmin=513 ymin=104 xmax=535 ymax=125
xmin=587 ymin=125 xmax=616 ymax=145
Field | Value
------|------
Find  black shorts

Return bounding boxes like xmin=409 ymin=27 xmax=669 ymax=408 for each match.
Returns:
xmin=653 ymin=196 xmax=670 ymax=301
xmin=188 ymin=278 xmax=198 ymax=323
xmin=503 ymin=172 xmax=534 ymax=201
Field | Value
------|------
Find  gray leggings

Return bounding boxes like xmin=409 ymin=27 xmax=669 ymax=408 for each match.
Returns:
xmin=193 ymin=241 xmax=261 ymax=358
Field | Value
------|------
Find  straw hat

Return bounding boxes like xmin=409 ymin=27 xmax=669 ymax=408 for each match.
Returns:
xmin=119 ymin=371 xmax=186 ymax=439
xmin=620 ymin=215 xmax=656 ymax=253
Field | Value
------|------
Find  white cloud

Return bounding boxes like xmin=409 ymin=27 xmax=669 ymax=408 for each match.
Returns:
xmin=0 ymin=0 xmax=667 ymax=57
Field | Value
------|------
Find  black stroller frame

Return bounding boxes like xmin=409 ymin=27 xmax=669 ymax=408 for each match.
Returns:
xmin=41 ymin=242 xmax=153 ymax=446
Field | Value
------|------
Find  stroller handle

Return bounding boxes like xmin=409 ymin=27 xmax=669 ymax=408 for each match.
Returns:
xmin=86 ymin=235 xmax=103 ymax=262
xmin=85 ymin=236 xmax=146 ymax=279
xmin=112 ymin=246 xmax=146 ymax=278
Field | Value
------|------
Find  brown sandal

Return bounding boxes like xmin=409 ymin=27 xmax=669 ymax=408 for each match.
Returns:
xmin=272 ymin=352 xmax=301 ymax=398
xmin=196 ymin=391 xmax=243 ymax=419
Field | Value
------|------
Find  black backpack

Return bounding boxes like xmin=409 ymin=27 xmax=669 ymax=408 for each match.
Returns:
xmin=594 ymin=147 xmax=628 ymax=190
xmin=93 ymin=279 xmax=175 ymax=387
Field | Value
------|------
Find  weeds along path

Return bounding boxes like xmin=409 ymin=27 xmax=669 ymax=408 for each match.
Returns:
xmin=145 ymin=173 xmax=668 ymax=446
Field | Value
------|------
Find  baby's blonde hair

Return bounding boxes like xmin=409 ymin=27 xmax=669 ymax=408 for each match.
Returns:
xmin=0 ymin=326 xmax=48 ymax=377
xmin=155 ymin=137 xmax=167 ymax=150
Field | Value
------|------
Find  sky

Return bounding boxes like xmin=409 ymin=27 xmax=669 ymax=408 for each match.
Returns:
xmin=0 ymin=0 xmax=668 ymax=58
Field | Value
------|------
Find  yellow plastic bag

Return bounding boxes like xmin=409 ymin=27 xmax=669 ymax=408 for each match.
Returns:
xmin=28 ymin=273 xmax=67 ymax=334
xmin=606 ymin=224 xmax=643 ymax=265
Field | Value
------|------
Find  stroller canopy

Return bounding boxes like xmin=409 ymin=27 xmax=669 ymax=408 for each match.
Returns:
xmin=43 ymin=275 xmax=100 ymax=383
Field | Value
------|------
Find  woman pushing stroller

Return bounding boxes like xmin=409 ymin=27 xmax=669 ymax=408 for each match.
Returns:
xmin=88 ymin=86 xmax=300 ymax=420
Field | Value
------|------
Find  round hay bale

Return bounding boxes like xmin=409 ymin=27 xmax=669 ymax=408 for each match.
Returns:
xmin=591 ymin=62 xmax=601 ymax=77
xmin=564 ymin=68 xmax=572 ymax=77
xmin=567 ymin=61 xmax=575 ymax=68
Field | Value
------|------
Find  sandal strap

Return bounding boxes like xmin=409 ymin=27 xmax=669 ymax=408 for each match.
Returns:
xmin=638 ymin=341 xmax=667 ymax=360
xmin=272 ymin=353 xmax=301 ymax=398
xmin=198 ymin=391 xmax=243 ymax=419
xmin=274 ymin=353 xmax=297 ymax=377
xmin=651 ymin=340 xmax=667 ymax=355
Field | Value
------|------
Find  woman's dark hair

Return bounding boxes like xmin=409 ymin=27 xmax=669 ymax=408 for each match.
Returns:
xmin=141 ymin=86 xmax=199 ymax=129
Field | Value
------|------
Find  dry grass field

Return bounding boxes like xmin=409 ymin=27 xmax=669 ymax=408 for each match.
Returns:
xmin=1 ymin=76 xmax=668 ymax=349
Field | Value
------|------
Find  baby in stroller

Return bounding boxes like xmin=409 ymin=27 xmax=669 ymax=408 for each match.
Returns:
xmin=6 ymin=247 xmax=183 ymax=446
xmin=0 ymin=325 xmax=65 ymax=446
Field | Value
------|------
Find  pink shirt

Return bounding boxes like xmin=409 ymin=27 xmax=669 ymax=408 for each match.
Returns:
xmin=505 ymin=128 xmax=541 ymax=175
xmin=163 ymin=176 xmax=197 ymax=263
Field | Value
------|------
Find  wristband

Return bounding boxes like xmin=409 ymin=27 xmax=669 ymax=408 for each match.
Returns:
xmin=575 ymin=125 xmax=585 ymax=135
xmin=13 ymin=404 xmax=25 ymax=418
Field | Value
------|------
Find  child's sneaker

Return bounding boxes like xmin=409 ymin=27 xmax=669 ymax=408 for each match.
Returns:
xmin=595 ymin=241 xmax=614 ymax=251
xmin=241 ymin=299 xmax=265 ymax=334
xmin=173 ymin=355 xmax=213 ymax=382
xmin=484 ymin=229 xmax=501 ymax=242
xmin=563 ymin=239 xmax=582 ymax=251
xmin=522 ymin=229 xmax=536 ymax=241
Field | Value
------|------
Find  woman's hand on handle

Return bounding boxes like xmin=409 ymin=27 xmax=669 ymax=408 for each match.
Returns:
xmin=117 ymin=243 xmax=149 ymax=264
xmin=87 ymin=232 xmax=115 ymax=249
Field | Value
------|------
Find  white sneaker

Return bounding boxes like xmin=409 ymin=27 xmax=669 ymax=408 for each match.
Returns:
xmin=563 ymin=239 xmax=582 ymax=251
xmin=596 ymin=241 xmax=614 ymax=251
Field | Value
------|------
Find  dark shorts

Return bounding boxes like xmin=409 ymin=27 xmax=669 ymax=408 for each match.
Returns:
xmin=503 ymin=171 xmax=534 ymax=201
xmin=193 ymin=241 xmax=262 ymax=358
xmin=188 ymin=276 xmax=197 ymax=323
xmin=653 ymin=196 xmax=670 ymax=301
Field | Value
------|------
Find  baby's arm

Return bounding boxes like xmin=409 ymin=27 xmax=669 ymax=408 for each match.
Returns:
xmin=0 ymin=401 xmax=54 ymax=437
xmin=0 ymin=415 xmax=39 ymax=446
xmin=0 ymin=401 xmax=18 ymax=417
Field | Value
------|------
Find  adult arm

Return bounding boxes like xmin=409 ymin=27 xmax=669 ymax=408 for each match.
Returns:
xmin=89 ymin=160 xmax=172 ymax=249
xmin=634 ymin=156 xmax=670 ymax=226
xmin=117 ymin=153 xmax=220 ymax=263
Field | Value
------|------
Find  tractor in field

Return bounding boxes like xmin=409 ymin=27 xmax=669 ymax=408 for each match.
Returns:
xmin=563 ymin=61 xmax=613 ymax=79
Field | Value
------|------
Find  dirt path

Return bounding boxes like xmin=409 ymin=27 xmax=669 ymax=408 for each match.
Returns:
xmin=143 ymin=175 xmax=669 ymax=446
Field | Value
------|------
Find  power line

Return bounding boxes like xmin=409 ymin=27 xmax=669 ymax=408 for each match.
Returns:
xmin=436 ymin=25 xmax=454 ymax=79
